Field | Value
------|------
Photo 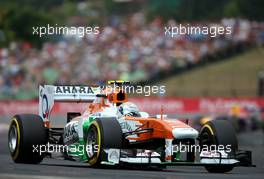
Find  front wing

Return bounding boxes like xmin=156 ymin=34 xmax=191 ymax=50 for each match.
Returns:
xmin=99 ymin=149 xmax=254 ymax=168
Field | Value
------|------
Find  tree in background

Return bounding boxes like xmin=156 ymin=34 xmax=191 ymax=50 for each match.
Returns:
xmin=0 ymin=0 xmax=64 ymax=47
xmin=237 ymin=0 xmax=264 ymax=21
xmin=0 ymin=5 xmax=54 ymax=47
xmin=146 ymin=0 xmax=264 ymax=21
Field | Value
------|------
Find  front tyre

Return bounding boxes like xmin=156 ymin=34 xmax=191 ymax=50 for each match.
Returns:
xmin=200 ymin=120 xmax=238 ymax=173
xmin=86 ymin=121 xmax=101 ymax=166
xmin=86 ymin=118 xmax=123 ymax=167
xmin=8 ymin=114 xmax=48 ymax=164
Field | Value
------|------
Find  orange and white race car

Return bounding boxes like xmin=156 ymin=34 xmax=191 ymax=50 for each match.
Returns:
xmin=8 ymin=81 xmax=253 ymax=173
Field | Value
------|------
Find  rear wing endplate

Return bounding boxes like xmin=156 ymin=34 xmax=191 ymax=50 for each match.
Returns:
xmin=39 ymin=85 xmax=101 ymax=120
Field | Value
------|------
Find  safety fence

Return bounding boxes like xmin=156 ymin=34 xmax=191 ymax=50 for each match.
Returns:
xmin=1 ymin=97 xmax=264 ymax=116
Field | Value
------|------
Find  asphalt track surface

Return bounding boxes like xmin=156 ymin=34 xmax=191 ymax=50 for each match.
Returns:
xmin=0 ymin=122 xmax=264 ymax=179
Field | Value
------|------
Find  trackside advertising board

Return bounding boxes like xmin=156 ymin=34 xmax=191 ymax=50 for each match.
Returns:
xmin=0 ymin=97 xmax=264 ymax=116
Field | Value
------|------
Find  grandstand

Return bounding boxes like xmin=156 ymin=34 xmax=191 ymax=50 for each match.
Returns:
xmin=0 ymin=16 xmax=263 ymax=99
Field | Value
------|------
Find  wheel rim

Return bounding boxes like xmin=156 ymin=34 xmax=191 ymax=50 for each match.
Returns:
xmin=86 ymin=126 xmax=98 ymax=158
xmin=9 ymin=125 xmax=18 ymax=153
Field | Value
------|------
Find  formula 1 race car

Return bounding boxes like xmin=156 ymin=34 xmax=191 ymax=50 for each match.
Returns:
xmin=8 ymin=81 xmax=253 ymax=173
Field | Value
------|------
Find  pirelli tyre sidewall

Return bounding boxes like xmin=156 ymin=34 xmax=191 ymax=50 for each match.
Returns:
xmin=200 ymin=120 xmax=238 ymax=173
xmin=86 ymin=118 xmax=123 ymax=167
xmin=86 ymin=120 xmax=101 ymax=166
xmin=8 ymin=114 xmax=47 ymax=164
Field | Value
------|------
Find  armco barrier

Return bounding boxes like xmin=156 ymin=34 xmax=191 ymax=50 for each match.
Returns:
xmin=0 ymin=97 xmax=264 ymax=116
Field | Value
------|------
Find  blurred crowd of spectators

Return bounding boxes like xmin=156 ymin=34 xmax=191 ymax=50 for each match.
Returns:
xmin=1 ymin=13 xmax=264 ymax=99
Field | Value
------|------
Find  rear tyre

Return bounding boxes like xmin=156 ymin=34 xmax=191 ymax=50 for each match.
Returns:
xmin=86 ymin=118 xmax=123 ymax=167
xmin=8 ymin=114 xmax=48 ymax=164
xmin=200 ymin=120 xmax=238 ymax=173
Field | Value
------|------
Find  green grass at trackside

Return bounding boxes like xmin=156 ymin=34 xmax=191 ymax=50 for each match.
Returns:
xmin=160 ymin=47 xmax=264 ymax=97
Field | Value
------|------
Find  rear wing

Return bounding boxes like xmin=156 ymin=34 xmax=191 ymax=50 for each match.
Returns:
xmin=39 ymin=85 xmax=101 ymax=120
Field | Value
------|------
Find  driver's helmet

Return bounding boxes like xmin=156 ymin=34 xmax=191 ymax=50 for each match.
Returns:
xmin=118 ymin=102 xmax=141 ymax=118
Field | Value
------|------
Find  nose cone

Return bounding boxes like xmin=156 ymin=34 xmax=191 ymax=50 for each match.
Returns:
xmin=172 ymin=128 xmax=199 ymax=139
